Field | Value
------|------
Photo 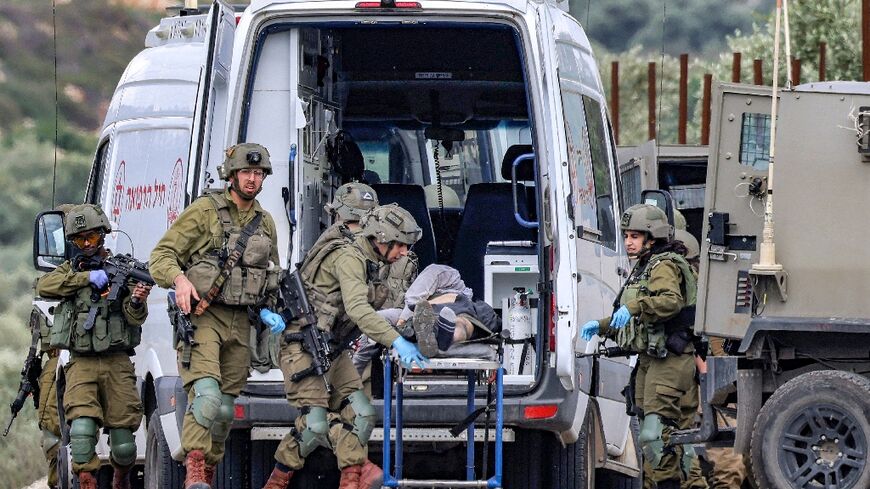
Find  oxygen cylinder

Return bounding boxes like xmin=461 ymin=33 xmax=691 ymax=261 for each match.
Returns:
xmin=507 ymin=287 xmax=534 ymax=375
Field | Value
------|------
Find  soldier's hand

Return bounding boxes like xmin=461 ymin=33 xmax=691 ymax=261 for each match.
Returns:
xmin=610 ymin=305 xmax=631 ymax=329
xmin=132 ymin=282 xmax=152 ymax=302
xmin=89 ymin=270 xmax=109 ymax=289
xmin=581 ymin=320 xmax=600 ymax=341
xmin=173 ymin=274 xmax=200 ymax=314
xmin=259 ymin=308 xmax=286 ymax=334
xmin=392 ymin=337 xmax=429 ymax=369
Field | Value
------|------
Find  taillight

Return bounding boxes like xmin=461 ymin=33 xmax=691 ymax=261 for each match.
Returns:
xmin=524 ymin=404 xmax=558 ymax=419
xmin=234 ymin=404 xmax=245 ymax=420
xmin=355 ymin=0 xmax=422 ymax=8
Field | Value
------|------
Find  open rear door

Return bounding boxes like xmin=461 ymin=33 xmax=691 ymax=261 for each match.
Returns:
xmin=187 ymin=0 xmax=236 ymax=199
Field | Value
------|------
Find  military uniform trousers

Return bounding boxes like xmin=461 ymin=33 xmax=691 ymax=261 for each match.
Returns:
xmin=705 ymin=409 xmax=746 ymax=489
xmin=636 ymin=345 xmax=697 ymax=486
xmin=39 ymin=354 xmax=62 ymax=487
xmin=179 ymin=303 xmax=252 ymax=465
xmin=275 ymin=338 xmax=368 ymax=470
xmin=63 ymin=352 xmax=143 ymax=473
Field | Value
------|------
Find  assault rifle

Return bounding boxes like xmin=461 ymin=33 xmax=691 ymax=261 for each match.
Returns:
xmin=75 ymin=253 xmax=155 ymax=330
xmin=4 ymin=311 xmax=44 ymax=436
xmin=167 ymin=291 xmax=197 ymax=368
xmin=279 ymin=269 xmax=335 ymax=393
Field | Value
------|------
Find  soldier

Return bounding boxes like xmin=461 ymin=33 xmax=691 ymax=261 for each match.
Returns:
xmin=36 ymin=204 xmax=152 ymax=489
xmin=149 ymin=143 xmax=281 ymax=489
xmin=260 ymin=204 xmax=426 ymax=489
xmin=581 ymin=204 xmax=700 ymax=489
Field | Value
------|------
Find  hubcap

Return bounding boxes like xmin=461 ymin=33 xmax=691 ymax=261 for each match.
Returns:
xmin=778 ymin=404 xmax=866 ymax=488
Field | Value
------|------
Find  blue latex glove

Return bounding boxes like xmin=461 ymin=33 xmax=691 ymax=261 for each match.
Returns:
xmin=88 ymin=270 xmax=108 ymax=289
xmin=259 ymin=308 xmax=286 ymax=334
xmin=610 ymin=305 xmax=631 ymax=329
xmin=391 ymin=337 xmax=429 ymax=369
xmin=581 ymin=320 xmax=600 ymax=341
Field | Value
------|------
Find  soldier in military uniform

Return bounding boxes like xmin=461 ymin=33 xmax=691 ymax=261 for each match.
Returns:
xmin=260 ymin=204 xmax=426 ymax=489
xmin=581 ymin=204 xmax=700 ymax=489
xmin=149 ymin=143 xmax=281 ymax=489
xmin=36 ymin=204 xmax=152 ymax=489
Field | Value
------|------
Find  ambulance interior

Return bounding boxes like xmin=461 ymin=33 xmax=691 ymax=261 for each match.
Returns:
xmin=243 ymin=21 xmax=544 ymax=390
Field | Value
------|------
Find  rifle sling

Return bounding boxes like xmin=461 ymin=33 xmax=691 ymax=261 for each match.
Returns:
xmin=195 ymin=211 xmax=264 ymax=316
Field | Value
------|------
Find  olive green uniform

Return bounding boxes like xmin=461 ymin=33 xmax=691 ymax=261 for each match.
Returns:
xmin=36 ymin=260 xmax=148 ymax=474
xmin=275 ymin=233 xmax=398 ymax=470
xmin=149 ymin=189 xmax=279 ymax=466
xmin=35 ymin=306 xmax=62 ymax=488
xmin=599 ymin=253 xmax=700 ymax=487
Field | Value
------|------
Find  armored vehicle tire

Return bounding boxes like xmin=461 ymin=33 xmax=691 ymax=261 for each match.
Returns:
xmin=144 ymin=412 xmax=184 ymax=489
xmin=750 ymin=370 xmax=870 ymax=489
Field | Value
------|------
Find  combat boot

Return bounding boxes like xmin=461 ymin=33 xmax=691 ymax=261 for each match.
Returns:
xmin=184 ymin=450 xmax=211 ymax=489
xmin=359 ymin=460 xmax=384 ymax=489
xmin=261 ymin=465 xmax=294 ymax=489
xmin=77 ymin=471 xmax=98 ymax=489
xmin=339 ymin=464 xmax=363 ymax=489
xmin=204 ymin=464 xmax=215 ymax=486
xmin=111 ymin=463 xmax=133 ymax=489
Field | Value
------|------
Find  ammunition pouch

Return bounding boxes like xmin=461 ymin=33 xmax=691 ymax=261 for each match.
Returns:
xmin=621 ymin=363 xmax=640 ymax=417
xmin=665 ymin=329 xmax=693 ymax=356
xmin=50 ymin=288 xmax=140 ymax=354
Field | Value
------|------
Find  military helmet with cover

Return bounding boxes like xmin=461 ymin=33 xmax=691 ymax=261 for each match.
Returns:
xmin=64 ymin=204 xmax=111 ymax=238
xmin=675 ymin=229 xmax=700 ymax=260
xmin=673 ymin=209 xmax=687 ymax=231
xmin=217 ymin=143 xmax=273 ymax=181
xmin=360 ymin=204 xmax=422 ymax=245
xmin=325 ymin=182 xmax=379 ymax=222
xmin=620 ymin=203 xmax=672 ymax=240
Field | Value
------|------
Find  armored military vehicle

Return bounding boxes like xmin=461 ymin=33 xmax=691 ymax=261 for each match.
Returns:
xmin=687 ymin=81 xmax=870 ymax=489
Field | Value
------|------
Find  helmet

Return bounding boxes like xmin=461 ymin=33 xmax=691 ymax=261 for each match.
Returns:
xmin=55 ymin=203 xmax=76 ymax=214
xmin=324 ymin=182 xmax=379 ymax=222
xmin=673 ymin=209 xmax=687 ymax=231
xmin=64 ymin=204 xmax=111 ymax=238
xmin=360 ymin=204 xmax=422 ymax=245
xmin=675 ymin=229 xmax=700 ymax=260
xmin=620 ymin=204 xmax=672 ymax=240
xmin=217 ymin=143 xmax=273 ymax=181
xmin=424 ymin=184 xmax=461 ymax=208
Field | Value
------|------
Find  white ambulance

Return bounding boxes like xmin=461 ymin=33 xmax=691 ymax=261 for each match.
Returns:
xmin=34 ymin=1 xmax=641 ymax=487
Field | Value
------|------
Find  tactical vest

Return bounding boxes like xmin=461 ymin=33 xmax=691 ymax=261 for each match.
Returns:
xmin=34 ymin=307 xmax=52 ymax=353
xmin=297 ymin=225 xmax=389 ymax=341
xmin=615 ymin=252 xmax=697 ymax=357
xmin=185 ymin=192 xmax=279 ymax=306
xmin=380 ymin=252 xmax=418 ymax=308
xmin=50 ymin=286 xmax=141 ymax=354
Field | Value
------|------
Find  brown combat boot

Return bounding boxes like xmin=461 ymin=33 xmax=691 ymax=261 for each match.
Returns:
xmin=204 ymin=464 xmax=216 ymax=486
xmin=111 ymin=463 xmax=133 ymax=489
xmin=359 ymin=460 xmax=384 ymax=489
xmin=184 ymin=450 xmax=211 ymax=489
xmin=262 ymin=465 xmax=293 ymax=489
xmin=77 ymin=472 xmax=98 ymax=489
xmin=339 ymin=464 xmax=363 ymax=489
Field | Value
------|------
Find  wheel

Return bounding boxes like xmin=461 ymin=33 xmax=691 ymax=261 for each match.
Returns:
xmin=750 ymin=370 xmax=870 ymax=489
xmin=596 ymin=417 xmax=642 ymax=489
xmin=545 ymin=407 xmax=595 ymax=489
xmin=504 ymin=429 xmax=544 ymax=489
xmin=144 ymin=411 xmax=185 ymax=489
xmin=213 ymin=429 xmax=249 ymax=488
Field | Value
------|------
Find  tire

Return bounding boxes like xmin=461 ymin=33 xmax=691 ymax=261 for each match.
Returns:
xmin=214 ymin=429 xmax=249 ymax=488
xmin=505 ymin=429 xmax=544 ymax=489
xmin=596 ymin=417 xmax=642 ymax=489
xmin=750 ymin=370 xmax=870 ymax=489
xmin=144 ymin=412 xmax=185 ymax=489
xmin=545 ymin=408 xmax=595 ymax=489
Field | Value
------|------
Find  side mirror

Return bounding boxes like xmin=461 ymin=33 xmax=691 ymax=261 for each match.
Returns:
xmin=33 ymin=211 xmax=67 ymax=272
xmin=640 ymin=189 xmax=676 ymax=228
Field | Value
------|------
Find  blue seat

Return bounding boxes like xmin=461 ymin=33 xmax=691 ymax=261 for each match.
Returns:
xmin=451 ymin=146 xmax=537 ymax=300
xmin=372 ymin=183 xmax=438 ymax=271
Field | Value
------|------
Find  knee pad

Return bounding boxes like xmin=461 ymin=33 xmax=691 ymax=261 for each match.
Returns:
xmin=680 ymin=443 xmax=696 ymax=477
xmin=345 ymin=390 xmax=376 ymax=444
xmin=190 ymin=377 xmax=222 ymax=429
xmin=109 ymin=428 xmax=137 ymax=467
xmin=69 ymin=417 xmax=98 ymax=465
xmin=297 ymin=407 xmax=330 ymax=457
xmin=41 ymin=429 xmax=60 ymax=459
xmin=210 ymin=394 xmax=237 ymax=443
xmin=638 ymin=413 xmax=666 ymax=468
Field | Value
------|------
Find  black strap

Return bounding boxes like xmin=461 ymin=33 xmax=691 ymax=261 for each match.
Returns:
xmin=195 ymin=211 xmax=264 ymax=315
